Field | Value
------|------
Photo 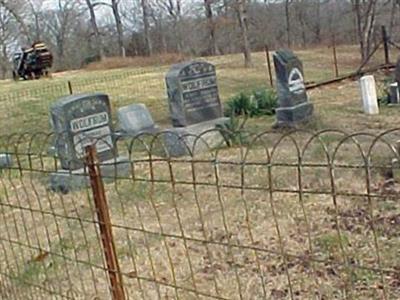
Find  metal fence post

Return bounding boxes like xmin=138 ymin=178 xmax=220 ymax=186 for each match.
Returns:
xmin=382 ymin=25 xmax=390 ymax=65
xmin=332 ymin=35 xmax=339 ymax=78
xmin=264 ymin=45 xmax=274 ymax=87
xmin=85 ymin=145 xmax=126 ymax=300
xmin=67 ymin=81 xmax=73 ymax=95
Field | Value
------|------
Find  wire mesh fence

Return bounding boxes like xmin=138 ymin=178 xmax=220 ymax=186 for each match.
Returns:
xmin=0 ymin=128 xmax=400 ymax=299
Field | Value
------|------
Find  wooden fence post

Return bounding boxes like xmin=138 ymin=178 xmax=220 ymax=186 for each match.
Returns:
xmin=85 ymin=145 xmax=126 ymax=300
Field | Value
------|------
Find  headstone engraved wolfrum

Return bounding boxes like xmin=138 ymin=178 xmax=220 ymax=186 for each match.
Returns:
xmin=50 ymin=93 xmax=115 ymax=170
xmin=50 ymin=93 xmax=129 ymax=193
xmin=163 ymin=60 xmax=228 ymax=156
xmin=166 ymin=60 xmax=223 ymax=127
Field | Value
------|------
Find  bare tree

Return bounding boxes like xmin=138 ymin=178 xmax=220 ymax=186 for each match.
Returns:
xmin=204 ymin=0 xmax=218 ymax=55
xmin=235 ymin=0 xmax=252 ymax=67
xmin=27 ymin=0 xmax=43 ymax=42
xmin=285 ymin=0 xmax=292 ymax=48
xmin=141 ymin=0 xmax=153 ymax=55
xmin=157 ymin=0 xmax=183 ymax=52
xmin=111 ymin=0 xmax=125 ymax=57
xmin=43 ymin=0 xmax=84 ymax=68
xmin=352 ymin=0 xmax=378 ymax=61
xmin=85 ymin=0 xmax=104 ymax=59
xmin=0 ymin=5 xmax=16 ymax=78
xmin=0 ymin=0 xmax=30 ymax=42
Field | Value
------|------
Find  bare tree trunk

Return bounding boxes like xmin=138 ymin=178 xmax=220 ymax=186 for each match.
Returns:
xmin=204 ymin=0 xmax=218 ymax=55
xmin=285 ymin=0 xmax=291 ymax=48
xmin=352 ymin=0 xmax=377 ymax=61
xmin=85 ymin=0 xmax=104 ymax=59
xmin=1 ymin=43 xmax=7 ymax=79
xmin=389 ymin=0 xmax=397 ymax=36
xmin=314 ymin=0 xmax=321 ymax=44
xmin=175 ymin=0 xmax=183 ymax=53
xmin=236 ymin=0 xmax=252 ymax=67
xmin=111 ymin=0 xmax=125 ymax=57
xmin=141 ymin=0 xmax=153 ymax=56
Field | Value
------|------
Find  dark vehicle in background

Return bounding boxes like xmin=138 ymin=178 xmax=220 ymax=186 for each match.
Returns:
xmin=12 ymin=42 xmax=53 ymax=80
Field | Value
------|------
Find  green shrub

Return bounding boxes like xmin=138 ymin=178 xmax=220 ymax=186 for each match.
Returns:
xmin=252 ymin=88 xmax=278 ymax=116
xmin=225 ymin=92 xmax=254 ymax=116
xmin=377 ymin=75 xmax=394 ymax=106
xmin=224 ymin=88 xmax=277 ymax=117
xmin=216 ymin=115 xmax=249 ymax=147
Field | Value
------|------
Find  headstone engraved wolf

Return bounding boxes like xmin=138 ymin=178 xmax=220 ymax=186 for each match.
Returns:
xmin=49 ymin=93 xmax=129 ymax=193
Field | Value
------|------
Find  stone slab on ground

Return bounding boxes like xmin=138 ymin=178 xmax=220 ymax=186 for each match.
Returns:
xmin=161 ymin=117 xmax=229 ymax=157
xmin=49 ymin=156 xmax=130 ymax=194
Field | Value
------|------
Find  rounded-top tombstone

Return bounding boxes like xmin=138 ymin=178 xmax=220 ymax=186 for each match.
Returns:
xmin=273 ymin=49 xmax=313 ymax=126
xmin=165 ymin=60 xmax=223 ymax=127
xmin=50 ymin=92 xmax=116 ymax=170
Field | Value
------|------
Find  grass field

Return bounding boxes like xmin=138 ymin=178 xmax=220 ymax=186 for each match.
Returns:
xmin=1 ymin=45 xmax=400 ymax=299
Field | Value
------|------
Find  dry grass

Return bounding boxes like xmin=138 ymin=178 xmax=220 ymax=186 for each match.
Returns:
xmin=1 ymin=129 xmax=400 ymax=299
xmin=1 ymin=45 xmax=400 ymax=299
xmin=84 ymin=53 xmax=187 ymax=71
xmin=0 ymin=44 xmax=394 ymax=136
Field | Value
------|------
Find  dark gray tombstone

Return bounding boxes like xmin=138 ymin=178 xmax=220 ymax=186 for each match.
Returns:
xmin=0 ymin=154 xmax=12 ymax=169
xmin=49 ymin=93 xmax=129 ymax=193
xmin=396 ymin=57 xmax=400 ymax=85
xmin=166 ymin=60 xmax=223 ymax=127
xmin=273 ymin=49 xmax=313 ymax=127
xmin=50 ymin=93 xmax=115 ymax=170
xmin=389 ymin=83 xmax=399 ymax=104
xmin=163 ymin=60 xmax=228 ymax=157
xmin=117 ymin=103 xmax=158 ymax=136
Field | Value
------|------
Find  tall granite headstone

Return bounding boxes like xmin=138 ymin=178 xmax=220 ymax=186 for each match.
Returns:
xmin=273 ymin=49 xmax=313 ymax=127
xmin=163 ymin=61 xmax=228 ymax=156
xmin=166 ymin=60 xmax=223 ymax=127
xmin=49 ymin=93 xmax=129 ymax=193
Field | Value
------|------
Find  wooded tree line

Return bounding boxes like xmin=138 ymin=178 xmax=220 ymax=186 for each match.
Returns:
xmin=0 ymin=0 xmax=398 ymax=76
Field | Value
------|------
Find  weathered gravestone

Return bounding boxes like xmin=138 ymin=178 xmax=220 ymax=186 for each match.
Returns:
xmin=273 ymin=49 xmax=313 ymax=127
xmin=389 ymin=82 xmax=399 ymax=105
xmin=166 ymin=60 xmax=223 ymax=127
xmin=391 ymin=58 xmax=400 ymax=104
xmin=117 ymin=103 xmax=158 ymax=137
xmin=163 ymin=61 xmax=229 ymax=156
xmin=49 ymin=93 xmax=129 ymax=193
xmin=359 ymin=75 xmax=379 ymax=115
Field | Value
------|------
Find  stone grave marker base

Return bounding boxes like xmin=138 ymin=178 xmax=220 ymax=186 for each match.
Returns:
xmin=50 ymin=156 xmax=130 ymax=194
xmin=274 ymin=102 xmax=314 ymax=128
xmin=162 ymin=117 xmax=229 ymax=157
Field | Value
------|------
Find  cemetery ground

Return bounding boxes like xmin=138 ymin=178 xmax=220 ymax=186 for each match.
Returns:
xmin=1 ymin=45 xmax=400 ymax=299
xmin=0 ymin=44 xmax=391 ymax=135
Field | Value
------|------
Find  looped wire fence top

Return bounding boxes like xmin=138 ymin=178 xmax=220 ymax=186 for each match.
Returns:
xmin=1 ymin=128 xmax=400 ymax=299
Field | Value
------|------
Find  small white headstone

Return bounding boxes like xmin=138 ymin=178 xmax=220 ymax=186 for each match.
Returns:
xmin=359 ymin=75 xmax=379 ymax=115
